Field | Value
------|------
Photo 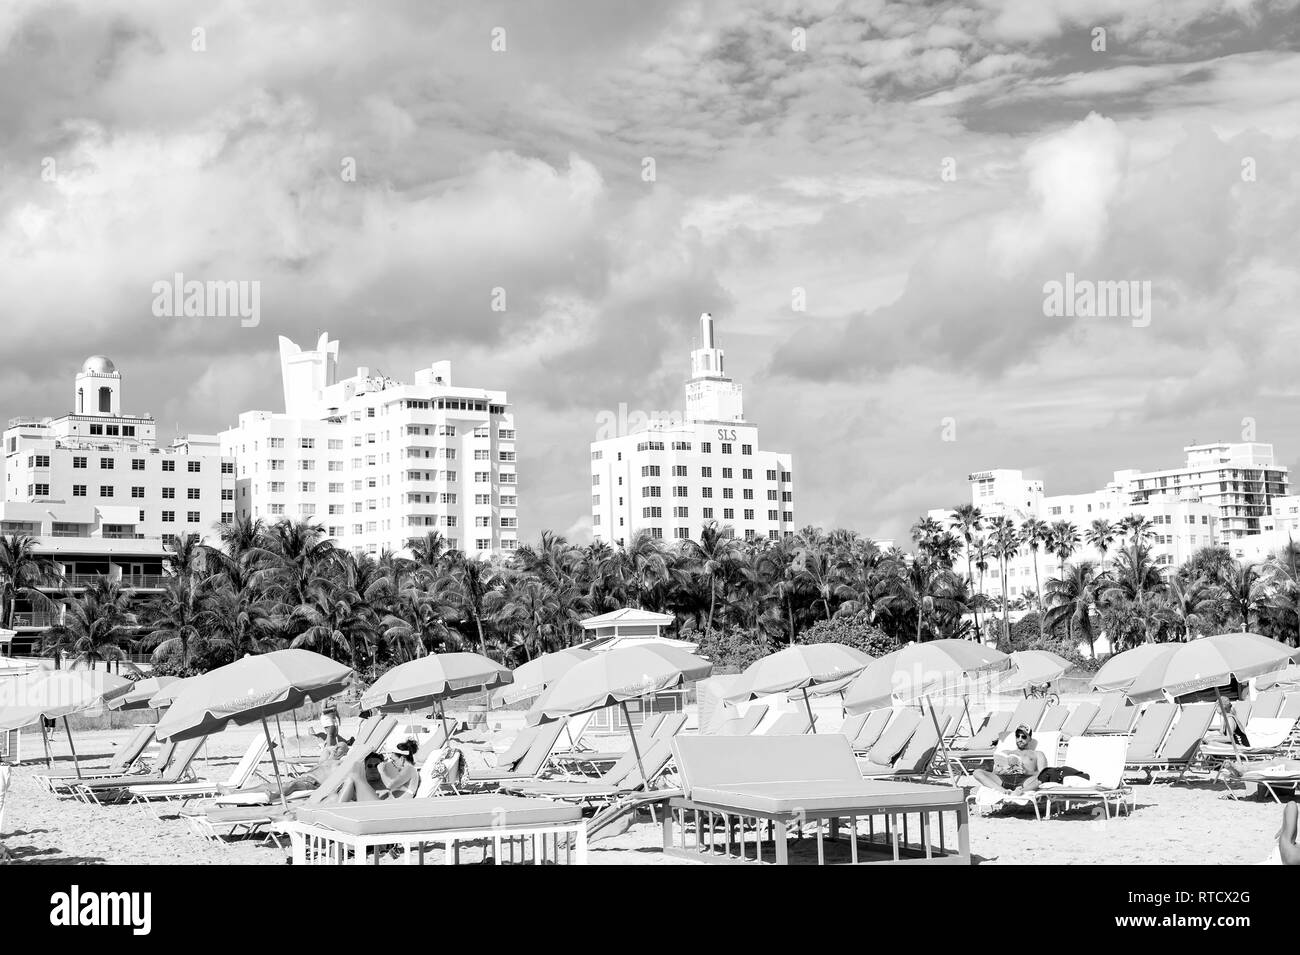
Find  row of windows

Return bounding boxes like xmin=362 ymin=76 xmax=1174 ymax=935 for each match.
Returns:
xmin=82 ymin=423 xmax=137 ymax=437
xmin=59 ymin=455 xmax=225 ymax=473
xmin=594 ymin=467 xmax=790 ymax=484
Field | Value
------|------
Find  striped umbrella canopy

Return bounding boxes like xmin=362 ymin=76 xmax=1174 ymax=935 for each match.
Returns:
xmin=1001 ymin=650 xmax=1074 ymax=691
xmin=361 ymin=652 xmax=513 ymax=713
xmin=147 ymin=676 xmax=193 ymax=709
xmin=108 ymin=675 xmax=181 ymax=711
xmin=155 ymin=650 xmax=354 ymax=809
xmin=725 ymin=644 xmax=872 ymax=732
xmin=1090 ymin=643 xmax=1180 ymax=694
xmin=842 ymin=639 xmax=1011 ymax=716
xmin=1125 ymin=633 xmax=1300 ymax=704
xmin=0 ymin=668 xmax=134 ymax=776
xmin=490 ymin=648 xmax=593 ymax=707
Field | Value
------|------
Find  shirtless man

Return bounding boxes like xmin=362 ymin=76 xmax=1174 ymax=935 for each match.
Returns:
xmin=971 ymin=724 xmax=1047 ymax=794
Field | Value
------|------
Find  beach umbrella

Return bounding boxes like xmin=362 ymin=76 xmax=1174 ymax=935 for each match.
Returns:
xmin=527 ymin=644 xmax=712 ymax=783
xmin=107 ymin=676 xmax=180 ymax=712
xmin=156 ymin=650 xmax=353 ymax=808
xmin=361 ymin=651 xmax=512 ymax=741
xmin=1124 ymin=633 xmax=1300 ymax=704
xmin=1001 ymin=650 xmax=1074 ymax=692
xmin=491 ymin=648 xmax=593 ymax=707
xmin=147 ymin=676 xmax=192 ymax=709
xmin=842 ymin=640 xmax=1011 ymax=715
xmin=0 ymin=669 xmax=133 ymax=776
xmin=725 ymin=644 xmax=872 ymax=732
xmin=1090 ymin=643 xmax=1180 ymax=694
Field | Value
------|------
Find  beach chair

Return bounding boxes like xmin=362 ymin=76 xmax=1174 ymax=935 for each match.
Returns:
xmin=762 ymin=711 xmax=815 ymax=735
xmin=121 ymin=735 xmax=270 ymax=810
xmin=953 ymin=711 xmax=1011 ymax=753
xmin=849 ymin=709 xmax=894 ymax=752
xmin=1033 ymin=736 xmax=1135 ymax=823
xmin=1235 ymin=761 xmax=1300 ymax=803
xmin=1124 ymin=704 xmax=1214 ymax=783
xmin=1038 ymin=705 xmax=1070 ymax=734
xmin=1089 ymin=696 xmax=1138 ymax=735
xmin=182 ymin=716 xmax=397 ymax=842
xmin=969 ymin=732 xmax=1061 ymax=817
xmin=662 ymin=734 xmax=970 ymax=865
xmin=75 ymin=737 xmax=207 ymax=805
xmin=1086 ymin=693 xmax=1123 ymax=731
xmin=1119 ymin=703 xmax=1176 ymax=764
xmin=555 ymin=713 xmax=687 ymax=775
xmin=950 ymin=699 xmax=1046 ymax=766
xmin=501 ymin=735 xmax=673 ymax=800
xmin=860 ymin=717 xmax=941 ymax=781
xmin=464 ymin=719 xmax=567 ymax=787
xmin=856 ymin=709 xmax=921 ymax=775
xmin=1204 ymin=718 xmax=1299 ymax=787
xmin=1252 ymin=691 xmax=1284 ymax=720
xmin=836 ymin=712 xmax=869 ymax=743
xmin=35 ymin=725 xmax=156 ymax=793
xmin=717 ymin=705 xmax=769 ymax=737
xmin=1279 ymin=694 xmax=1300 ymax=720
xmin=1060 ymin=702 xmax=1098 ymax=739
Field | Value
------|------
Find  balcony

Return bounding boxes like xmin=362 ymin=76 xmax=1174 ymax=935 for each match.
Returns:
xmin=11 ymin=611 xmax=61 ymax=628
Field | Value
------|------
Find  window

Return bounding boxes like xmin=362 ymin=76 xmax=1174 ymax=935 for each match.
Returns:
xmin=722 ymin=488 xmax=734 ymax=499
xmin=702 ymin=507 xmax=714 ymax=519
xmin=162 ymin=510 xmax=176 ymax=522
xmin=269 ymin=437 xmax=285 ymax=448
xmin=723 ymin=508 xmax=734 ymax=519
xmin=73 ymin=484 xmax=86 ymax=497
xmin=673 ymin=486 xmax=688 ymax=496
xmin=73 ymin=456 xmax=87 ymax=469
xmin=187 ymin=488 xmax=200 ymax=499
xmin=592 ymin=475 xmax=600 ymax=486
xmin=162 ymin=487 xmax=175 ymax=499
xmin=641 ymin=465 xmax=661 ymax=477
xmin=721 ymin=443 xmax=733 ymax=455
xmin=187 ymin=461 xmax=201 ymax=473
xmin=100 ymin=485 xmax=114 ymax=497
xmin=33 ymin=483 xmax=50 ymax=496
xmin=222 ymin=488 xmax=234 ymax=500
xmin=702 ymin=487 xmax=714 ymax=498
xmin=475 ymin=516 xmax=491 ymax=527
xmin=161 ymin=460 xmax=175 ymax=472
xmin=766 ymin=469 xmax=776 ymax=481
xmin=131 ymin=486 xmax=145 ymax=498
xmin=476 ymin=539 xmax=492 ymax=550
xmin=299 ymin=438 xmax=315 ymax=449
xmin=701 ymin=442 xmax=712 ymax=454
xmin=722 ymin=468 xmax=733 ymax=479
xmin=744 ymin=509 xmax=754 ymax=520
xmin=743 ymin=489 xmax=754 ymax=500
xmin=328 ymin=439 xmax=344 ymax=450
xmin=132 ymin=458 xmax=145 ymax=470
xmin=474 ymin=450 xmax=490 ymax=461
xmin=673 ymin=506 xmax=689 ymax=518
xmin=742 ymin=468 xmax=753 ymax=480
xmin=100 ymin=458 xmax=114 ymax=469
xmin=641 ymin=507 xmax=663 ymax=518
xmin=89 ymin=424 xmax=103 ymax=435
xmin=187 ymin=511 xmax=200 ymax=523
xmin=299 ymin=460 xmax=315 ymax=471
xmin=742 ymin=444 xmax=752 ymax=455
xmin=641 ymin=486 xmax=662 ymax=498
xmin=475 ymin=472 xmax=490 ymax=483
xmin=33 ymin=454 xmax=50 ymax=468
xmin=701 ymin=467 xmax=712 ymax=478
xmin=222 ymin=461 xmax=234 ymax=474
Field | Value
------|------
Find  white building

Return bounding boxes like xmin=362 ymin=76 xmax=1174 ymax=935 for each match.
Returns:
xmin=590 ymin=313 xmax=794 ymax=545
xmin=221 ymin=334 xmax=518 ymax=558
xmin=4 ymin=356 xmax=235 ymax=546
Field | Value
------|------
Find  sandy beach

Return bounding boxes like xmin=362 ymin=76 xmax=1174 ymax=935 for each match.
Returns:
xmin=1 ymin=721 xmax=1289 ymax=865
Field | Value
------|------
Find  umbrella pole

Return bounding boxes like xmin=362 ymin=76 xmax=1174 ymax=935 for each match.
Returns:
xmin=438 ymin=702 xmax=450 ymax=744
xmin=40 ymin=720 xmax=52 ymax=768
xmin=620 ymin=701 xmax=648 ymax=785
xmin=927 ymin=695 xmax=960 ymax=788
xmin=262 ymin=718 xmax=288 ymax=810
xmin=962 ymin=695 xmax=975 ymax=738
xmin=1215 ymin=695 xmax=1243 ymax=770
xmin=61 ymin=716 xmax=82 ymax=778
xmin=801 ymin=688 xmax=817 ymax=734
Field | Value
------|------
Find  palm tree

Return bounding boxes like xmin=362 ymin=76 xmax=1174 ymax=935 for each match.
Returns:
xmin=1044 ymin=561 xmax=1099 ymax=657
xmin=143 ymin=575 xmax=208 ymax=666
xmin=42 ymin=577 xmax=137 ymax=668
xmin=1218 ymin=561 xmax=1265 ymax=633
xmin=1159 ymin=576 xmax=1221 ymax=641
xmin=0 ymin=533 xmax=62 ymax=630
xmin=1097 ymin=543 xmax=1167 ymax=648
xmin=1086 ymin=518 xmax=1116 ymax=573
xmin=681 ymin=522 xmax=737 ymax=630
xmin=1048 ymin=520 xmax=1081 ymax=579
xmin=987 ymin=516 xmax=1020 ymax=649
xmin=794 ymin=549 xmax=853 ymax=622
xmin=881 ymin=555 xmax=964 ymax=643
xmin=1020 ymin=517 xmax=1050 ymax=636
xmin=949 ymin=504 xmax=984 ymax=641
xmin=447 ymin=553 xmax=498 ymax=657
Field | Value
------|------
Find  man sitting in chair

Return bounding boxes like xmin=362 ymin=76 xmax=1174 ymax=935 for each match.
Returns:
xmin=971 ymin=724 xmax=1047 ymax=794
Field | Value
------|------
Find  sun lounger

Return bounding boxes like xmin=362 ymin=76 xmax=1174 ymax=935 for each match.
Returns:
xmin=1235 ymin=761 xmax=1300 ymax=803
xmin=1252 ymin=691 xmax=1284 ymax=720
xmin=836 ymin=712 xmax=869 ymax=743
xmin=718 ymin=705 xmax=769 ymax=737
xmin=1279 ymin=694 xmax=1300 ymax=720
xmin=121 ymin=735 xmax=270 ymax=809
xmin=950 ymin=700 xmax=1047 ymax=767
xmin=36 ymin=726 xmax=156 ymax=793
xmin=1121 ymin=703 xmax=1177 ymax=764
xmin=1033 ymin=735 xmax=1135 ymax=823
xmin=276 ymin=795 xmax=587 ymax=865
xmin=1087 ymin=692 xmax=1123 ymax=730
xmin=1203 ymin=717 xmax=1298 ymax=776
xmin=860 ymin=716 xmax=941 ymax=781
xmin=75 ymin=737 xmax=207 ymax=805
xmin=1060 ymin=702 xmax=1098 ymax=739
xmin=856 ymin=708 xmax=920 ymax=768
xmin=763 ymin=711 xmax=815 ymax=735
xmin=1089 ymin=699 xmax=1138 ymax=735
xmin=969 ymin=732 xmax=1061 ymax=816
xmin=464 ymin=719 xmax=567 ymax=787
xmin=661 ymin=734 xmax=970 ymax=865
xmin=553 ymin=713 xmax=687 ymax=774
xmin=849 ymin=709 xmax=894 ymax=752
xmin=953 ymin=711 xmax=1011 ymax=752
xmin=500 ymin=736 xmax=674 ymax=804
xmin=1124 ymin=704 xmax=1214 ymax=782
xmin=1038 ymin=706 xmax=1070 ymax=734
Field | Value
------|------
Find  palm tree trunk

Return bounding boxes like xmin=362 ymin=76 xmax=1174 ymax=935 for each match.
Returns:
xmin=707 ymin=580 xmax=716 ymax=631
xmin=1032 ymin=553 xmax=1043 ymax=640
xmin=966 ymin=552 xmax=980 ymax=642
xmin=473 ymin=611 xmax=487 ymax=656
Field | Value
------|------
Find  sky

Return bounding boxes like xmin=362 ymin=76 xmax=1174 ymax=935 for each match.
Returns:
xmin=3 ymin=0 xmax=1299 ymax=546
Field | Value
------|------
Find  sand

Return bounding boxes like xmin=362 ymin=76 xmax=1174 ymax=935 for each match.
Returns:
xmin=0 ymin=723 xmax=1289 ymax=865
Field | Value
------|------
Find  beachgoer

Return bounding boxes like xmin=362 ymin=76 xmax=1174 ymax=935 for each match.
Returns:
xmin=339 ymin=738 xmax=420 ymax=802
xmin=1280 ymin=803 xmax=1300 ymax=866
xmin=971 ymin=724 xmax=1048 ymax=794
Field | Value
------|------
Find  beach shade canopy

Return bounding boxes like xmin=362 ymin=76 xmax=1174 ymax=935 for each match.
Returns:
xmin=1001 ymin=650 xmax=1075 ymax=692
xmin=0 ymin=668 xmax=133 ymax=731
xmin=147 ymin=676 xmax=193 ymax=709
xmin=1124 ymin=633 xmax=1300 ymax=704
xmin=490 ymin=647 xmax=593 ymax=707
xmin=156 ymin=650 xmax=353 ymax=743
xmin=725 ymin=644 xmax=872 ymax=702
xmin=107 ymin=675 xmax=180 ymax=711
xmin=361 ymin=652 xmax=513 ymax=713
xmin=842 ymin=639 xmax=1011 ymax=716
xmin=527 ymin=644 xmax=712 ymax=725
xmin=1090 ymin=643 xmax=1180 ymax=694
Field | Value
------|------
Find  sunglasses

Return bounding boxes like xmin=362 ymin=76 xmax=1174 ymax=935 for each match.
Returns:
xmin=1014 ymin=731 xmax=1030 ymax=739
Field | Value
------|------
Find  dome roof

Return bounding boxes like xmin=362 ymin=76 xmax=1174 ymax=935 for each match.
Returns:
xmin=82 ymin=355 xmax=116 ymax=375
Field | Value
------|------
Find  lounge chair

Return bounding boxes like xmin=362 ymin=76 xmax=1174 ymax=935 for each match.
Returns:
xmin=276 ymin=795 xmax=587 ymax=865
xmin=952 ymin=711 xmax=1011 ymax=753
xmin=1253 ymin=691 xmax=1284 ymax=720
xmin=1033 ymin=736 xmax=1135 ymax=823
xmin=74 ymin=737 xmax=207 ymax=805
xmin=849 ymin=709 xmax=894 ymax=753
xmin=120 ymin=735 xmax=271 ymax=809
xmin=661 ymin=734 xmax=970 ymax=865
xmin=716 ymin=705 xmax=769 ymax=737
xmin=1279 ymin=694 xmax=1300 ymax=720
xmin=969 ymin=732 xmax=1061 ymax=817
xmin=855 ymin=709 xmax=920 ymax=772
xmin=1038 ymin=705 xmax=1070 ymax=734
xmin=836 ymin=712 xmax=869 ymax=743
xmin=1235 ymin=761 xmax=1300 ymax=803
xmin=763 ymin=711 xmax=814 ymax=735
xmin=860 ymin=716 xmax=941 ymax=781
xmin=553 ymin=713 xmax=687 ymax=775
xmin=182 ymin=716 xmax=397 ymax=842
xmin=1124 ymin=704 xmax=1215 ymax=783
xmin=464 ymin=719 xmax=567 ymax=787
xmin=1120 ymin=703 xmax=1177 ymax=765
xmin=1060 ymin=702 xmax=1099 ymax=739
xmin=36 ymin=725 xmax=156 ymax=793
xmin=499 ymin=736 xmax=675 ymax=808
xmin=1231 ymin=701 xmax=1253 ymax=726
xmin=1086 ymin=692 xmax=1123 ymax=731
xmin=1089 ymin=698 xmax=1138 ymax=735
xmin=950 ymin=699 xmax=1047 ymax=766
xmin=1204 ymin=717 xmax=1298 ymax=783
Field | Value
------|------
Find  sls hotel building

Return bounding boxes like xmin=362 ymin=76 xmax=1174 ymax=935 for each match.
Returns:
xmin=590 ymin=313 xmax=794 ymax=545
xmin=221 ymin=334 xmax=518 ymax=558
